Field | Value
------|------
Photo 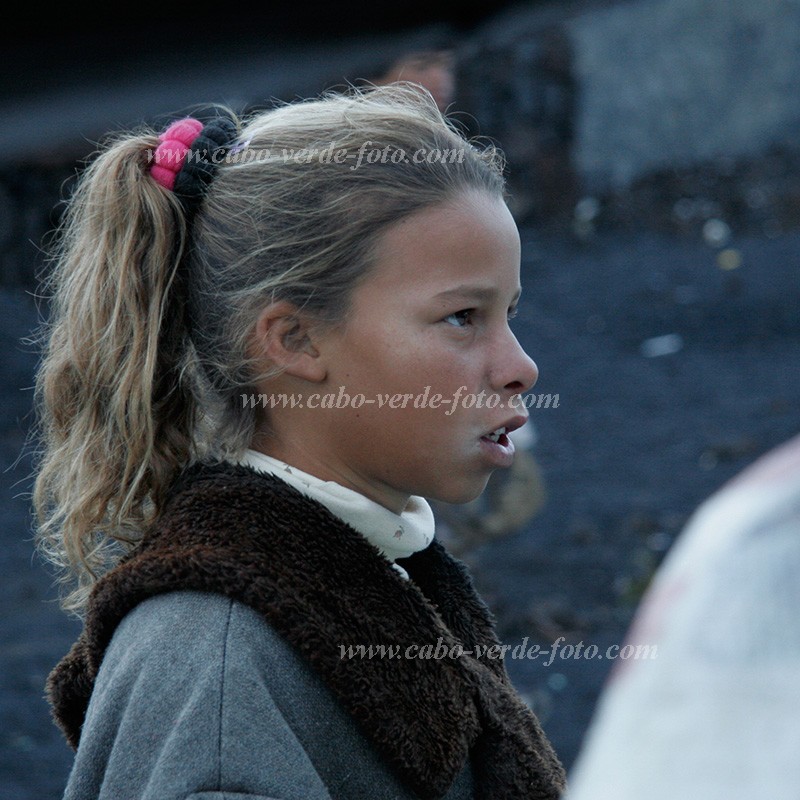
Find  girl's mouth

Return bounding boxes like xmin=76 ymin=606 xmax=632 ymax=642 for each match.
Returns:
xmin=479 ymin=426 xmax=515 ymax=468
xmin=481 ymin=426 xmax=510 ymax=447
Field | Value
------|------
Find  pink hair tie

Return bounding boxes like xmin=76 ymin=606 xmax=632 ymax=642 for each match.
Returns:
xmin=149 ymin=117 xmax=204 ymax=191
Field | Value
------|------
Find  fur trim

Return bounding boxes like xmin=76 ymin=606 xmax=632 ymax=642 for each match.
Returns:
xmin=46 ymin=461 xmax=566 ymax=799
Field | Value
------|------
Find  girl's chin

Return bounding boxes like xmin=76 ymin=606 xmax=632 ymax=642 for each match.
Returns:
xmin=426 ymin=475 xmax=492 ymax=506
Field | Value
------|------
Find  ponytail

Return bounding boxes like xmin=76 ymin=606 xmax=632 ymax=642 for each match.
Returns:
xmin=31 ymin=129 xmax=200 ymax=615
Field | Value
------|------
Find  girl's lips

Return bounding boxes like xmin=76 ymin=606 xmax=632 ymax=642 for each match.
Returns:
xmin=479 ymin=431 xmax=516 ymax=468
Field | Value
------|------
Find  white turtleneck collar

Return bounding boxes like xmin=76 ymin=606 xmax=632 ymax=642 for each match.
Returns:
xmin=234 ymin=448 xmax=435 ymax=580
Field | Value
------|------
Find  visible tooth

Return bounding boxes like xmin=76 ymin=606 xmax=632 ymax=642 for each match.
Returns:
xmin=484 ymin=426 xmax=507 ymax=443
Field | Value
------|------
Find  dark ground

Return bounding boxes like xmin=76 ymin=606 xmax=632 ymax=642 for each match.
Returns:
xmin=2 ymin=191 xmax=798 ymax=796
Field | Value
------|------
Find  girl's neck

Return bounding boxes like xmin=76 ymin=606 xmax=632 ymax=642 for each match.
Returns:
xmin=247 ymin=438 xmax=412 ymax=515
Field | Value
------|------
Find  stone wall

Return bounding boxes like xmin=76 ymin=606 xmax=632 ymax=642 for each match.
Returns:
xmin=570 ymin=0 xmax=800 ymax=190
xmin=454 ymin=0 xmax=800 ymax=221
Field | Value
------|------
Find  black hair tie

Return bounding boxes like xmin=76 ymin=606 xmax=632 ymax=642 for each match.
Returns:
xmin=172 ymin=114 xmax=239 ymax=215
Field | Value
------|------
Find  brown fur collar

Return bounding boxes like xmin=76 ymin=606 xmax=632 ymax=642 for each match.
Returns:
xmin=47 ymin=460 xmax=565 ymax=800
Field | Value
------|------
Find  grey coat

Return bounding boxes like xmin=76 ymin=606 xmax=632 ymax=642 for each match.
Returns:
xmin=48 ymin=460 xmax=566 ymax=799
xmin=62 ymin=590 xmax=475 ymax=799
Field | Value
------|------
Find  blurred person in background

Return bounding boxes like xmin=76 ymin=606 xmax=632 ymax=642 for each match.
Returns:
xmin=565 ymin=431 xmax=800 ymax=799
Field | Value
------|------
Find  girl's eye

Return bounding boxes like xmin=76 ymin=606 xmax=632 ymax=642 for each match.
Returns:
xmin=508 ymin=306 xmax=519 ymax=322
xmin=443 ymin=309 xmax=474 ymax=327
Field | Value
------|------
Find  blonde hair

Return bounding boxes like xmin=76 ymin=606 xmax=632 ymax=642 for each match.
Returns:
xmin=29 ymin=82 xmax=507 ymax=615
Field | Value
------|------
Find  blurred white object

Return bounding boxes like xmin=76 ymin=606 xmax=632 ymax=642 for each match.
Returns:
xmin=703 ymin=218 xmax=732 ymax=247
xmin=566 ymin=432 xmax=800 ymax=800
xmin=640 ymin=333 xmax=684 ymax=357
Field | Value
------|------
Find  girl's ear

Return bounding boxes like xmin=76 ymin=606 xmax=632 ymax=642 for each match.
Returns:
xmin=250 ymin=301 xmax=327 ymax=383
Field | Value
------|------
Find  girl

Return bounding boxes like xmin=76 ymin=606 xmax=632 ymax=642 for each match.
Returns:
xmin=33 ymin=82 xmax=566 ymax=799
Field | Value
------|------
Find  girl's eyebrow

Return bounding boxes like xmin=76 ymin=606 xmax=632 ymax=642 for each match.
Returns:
xmin=433 ymin=285 xmax=522 ymax=303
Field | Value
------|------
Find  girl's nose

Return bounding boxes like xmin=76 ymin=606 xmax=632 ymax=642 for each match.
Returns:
xmin=492 ymin=334 xmax=539 ymax=395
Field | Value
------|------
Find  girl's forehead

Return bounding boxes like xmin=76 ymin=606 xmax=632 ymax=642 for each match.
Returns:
xmin=362 ymin=193 xmax=521 ymax=291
